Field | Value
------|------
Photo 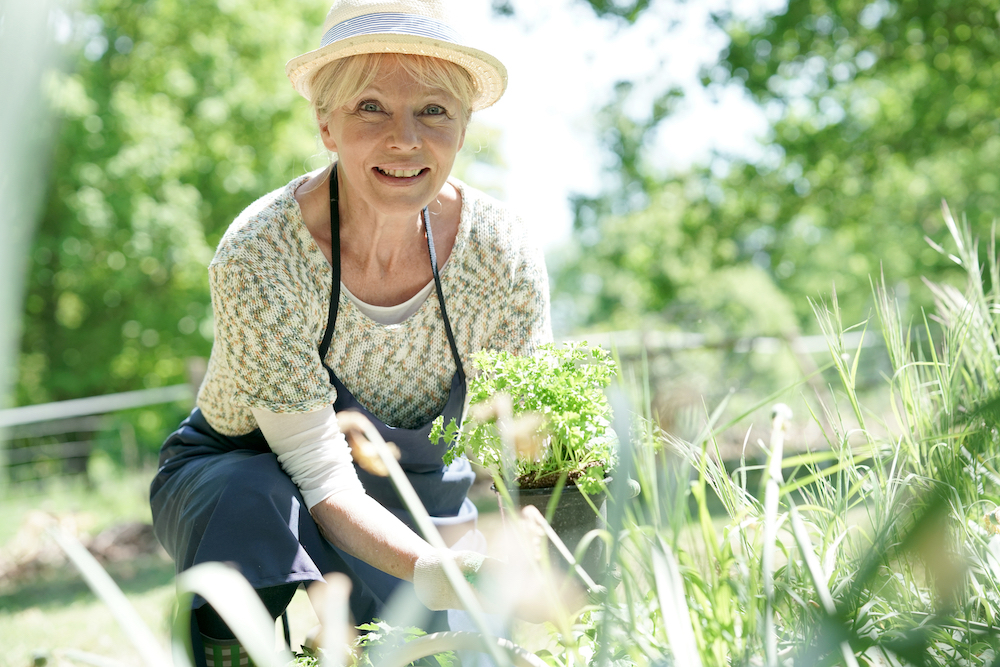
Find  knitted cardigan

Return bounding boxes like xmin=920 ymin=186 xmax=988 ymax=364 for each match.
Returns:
xmin=196 ymin=175 xmax=552 ymax=436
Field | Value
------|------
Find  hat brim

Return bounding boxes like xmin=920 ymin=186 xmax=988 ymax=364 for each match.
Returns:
xmin=285 ymin=33 xmax=507 ymax=112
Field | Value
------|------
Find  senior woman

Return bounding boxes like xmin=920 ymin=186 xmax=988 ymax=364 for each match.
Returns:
xmin=149 ymin=0 xmax=552 ymax=663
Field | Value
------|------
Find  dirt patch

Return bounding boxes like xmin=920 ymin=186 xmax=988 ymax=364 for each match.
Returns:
xmin=0 ymin=511 xmax=166 ymax=587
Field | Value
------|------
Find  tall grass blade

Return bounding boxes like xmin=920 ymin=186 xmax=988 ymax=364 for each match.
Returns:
xmin=48 ymin=527 xmax=171 ymax=667
xmin=762 ymin=476 xmax=780 ymax=667
xmin=318 ymin=573 xmax=353 ymax=667
xmin=811 ymin=295 xmax=871 ymax=443
xmin=762 ymin=404 xmax=791 ymax=667
xmin=651 ymin=538 xmax=704 ymax=667
xmin=353 ymin=417 xmax=509 ymax=667
xmin=789 ymin=507 xmax=859 ymax=667
xmin=544 ymin=471 xmax=569 ymax=524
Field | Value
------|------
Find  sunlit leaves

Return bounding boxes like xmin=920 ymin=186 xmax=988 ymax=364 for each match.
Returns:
xmin=18 ymin=0 xmax=324 ymax=415
xmin=562 ymin=0 xmax=1000 ymax=338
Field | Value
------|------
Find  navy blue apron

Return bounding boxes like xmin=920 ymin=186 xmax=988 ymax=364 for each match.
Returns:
xmin=150 ymin=166 xmax=476 ymax=624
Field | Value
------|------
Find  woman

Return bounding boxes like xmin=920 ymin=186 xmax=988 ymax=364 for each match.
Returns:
xmin=149 ymin=0 xmax=552 ymax=664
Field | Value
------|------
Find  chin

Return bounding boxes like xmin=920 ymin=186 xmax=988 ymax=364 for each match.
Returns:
xmin=371 ymin=183 xmax=445 ymax=212
xmin=373 ymin=195 xmax=436 ymax=218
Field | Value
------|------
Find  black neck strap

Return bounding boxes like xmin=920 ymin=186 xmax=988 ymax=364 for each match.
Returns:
xmin=318 ymin=166 xmax=465 ymax=381
xmin=318 ymin=168 xmax=340 ymax=362
xmin=423 ymin=206 xmax=465 ymax=382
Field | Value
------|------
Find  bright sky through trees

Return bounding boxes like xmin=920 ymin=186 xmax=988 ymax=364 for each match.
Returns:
xmin=451 ymin=0 xmax=779 ymax=248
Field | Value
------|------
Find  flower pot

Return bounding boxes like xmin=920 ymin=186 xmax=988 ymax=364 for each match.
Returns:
xmin=494 ymin=481 xmax=607 ymax=580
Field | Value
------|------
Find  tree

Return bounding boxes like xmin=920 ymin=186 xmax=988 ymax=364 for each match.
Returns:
xmin=18 ymin=0 xmax=328 ymax=408
xmin=556 ymin=0 xmax=1000 ymax=333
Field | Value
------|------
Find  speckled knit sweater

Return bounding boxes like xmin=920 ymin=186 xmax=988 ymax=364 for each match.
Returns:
xmin=196 ymin=174 xmax=552 ymax=436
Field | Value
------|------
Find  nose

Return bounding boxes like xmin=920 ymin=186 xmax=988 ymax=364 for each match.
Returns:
xmin=386 ymin=112 xmax=421 ymax=151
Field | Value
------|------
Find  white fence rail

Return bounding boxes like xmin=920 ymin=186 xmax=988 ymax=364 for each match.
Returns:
xmin=0 ymin=384 xmax=193 ymax=429
xmin=568 ymin=329 xmax=877 ymax=356
xmin=0 ymin=329 xmax=883 ymax=484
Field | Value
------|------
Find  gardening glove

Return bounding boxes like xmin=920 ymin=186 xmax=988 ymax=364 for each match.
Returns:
xmin=413 ymin=549 xmax=584 ymax=623
xmin=413 ymin=549 xmax=486 ymax=611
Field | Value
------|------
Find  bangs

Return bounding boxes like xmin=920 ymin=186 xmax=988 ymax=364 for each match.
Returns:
xmin=308 ymin=53 xmax=476 ymax=123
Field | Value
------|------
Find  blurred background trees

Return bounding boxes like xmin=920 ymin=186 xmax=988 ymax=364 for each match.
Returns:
xmin=17 ymin=0 xmax=325 ymax=409
xmin=556 ymin=0 xmax=1000 ymax=335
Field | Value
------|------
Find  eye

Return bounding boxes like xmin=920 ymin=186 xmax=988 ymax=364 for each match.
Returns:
xmin=359 ymin=100 xmax=383 ymax=113
xmin=423 ymin=104 xmax=447 ymax=116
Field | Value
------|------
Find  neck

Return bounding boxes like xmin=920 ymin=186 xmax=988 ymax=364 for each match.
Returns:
xmin=337 ymin=184 xmax=431 ymax=276
xmin=293 ymin=165 xmax=461 ymax=307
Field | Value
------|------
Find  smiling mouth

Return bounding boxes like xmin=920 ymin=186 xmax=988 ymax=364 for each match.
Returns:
xmin=376 ymin=167 xmax=426 ymax=178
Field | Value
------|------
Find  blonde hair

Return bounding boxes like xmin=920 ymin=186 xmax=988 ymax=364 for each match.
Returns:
xmin=308 ymin=53 xmax=476 ymax=125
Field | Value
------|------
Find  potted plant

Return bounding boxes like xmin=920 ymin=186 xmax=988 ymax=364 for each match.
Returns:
xmin=431 ymin=341 xmax=618 ymax=575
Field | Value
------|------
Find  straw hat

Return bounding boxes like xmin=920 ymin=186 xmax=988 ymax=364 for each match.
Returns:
xmin=286 ymin=0 xmax=507 ymax=111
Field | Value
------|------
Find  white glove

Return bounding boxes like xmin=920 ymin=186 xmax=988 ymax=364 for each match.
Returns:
xmin=414 ymin=547 xmax=587 ymax=622
xmin=412 ymin=549 xmax=486 ymax=611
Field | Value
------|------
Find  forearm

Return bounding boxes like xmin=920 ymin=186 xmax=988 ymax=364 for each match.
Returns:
xmin=310 ymin=491 xmax=434 ymax=582
xmin=251 ymin=405 xmax=433 ymax=579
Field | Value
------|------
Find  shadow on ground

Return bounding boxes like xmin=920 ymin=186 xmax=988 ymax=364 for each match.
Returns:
xmin=0 ymin=552 xmax=174 ymax=613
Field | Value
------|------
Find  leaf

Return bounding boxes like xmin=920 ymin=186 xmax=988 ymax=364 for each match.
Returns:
xmin=651 ymin=538 xmax=704 ymax=667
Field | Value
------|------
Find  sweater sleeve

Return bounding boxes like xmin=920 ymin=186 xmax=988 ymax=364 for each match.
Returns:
xmin=486 ymin=224 xmax=553 ymax=355
xmin=209 ymin=260 xmax=336 ymax=413
xmin=251 ymin=406 xmax=364 ymax=509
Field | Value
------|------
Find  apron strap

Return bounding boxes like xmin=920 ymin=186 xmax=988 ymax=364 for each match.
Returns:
xmin=318 ymin=165 xmax=465 ymax=382
xmin=318 ymin=167 xmax=340 ymax=362
xmin=423 ymin=206 xmax=465 ymax=381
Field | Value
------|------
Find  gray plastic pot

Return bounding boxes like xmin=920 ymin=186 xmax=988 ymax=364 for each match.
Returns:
xmin=495 ymin=480 xmax=608 ymax=579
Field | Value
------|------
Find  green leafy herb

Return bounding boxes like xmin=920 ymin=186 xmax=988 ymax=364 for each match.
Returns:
xmin=431 ymin=341 xmax=617 ymax=493
xmin=290 ymin=620 xmax=454 ymax=667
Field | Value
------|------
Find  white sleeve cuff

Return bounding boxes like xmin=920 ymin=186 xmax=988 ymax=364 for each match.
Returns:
xmin=251 ymin=405 xmax=365 ymax=509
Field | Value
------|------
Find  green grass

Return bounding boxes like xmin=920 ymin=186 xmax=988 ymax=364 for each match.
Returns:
xmin=0 ymin=465 xmax=168 ymax=665
xmin=0 ymin=465 xmax=331 ymax=665
xmin=0 ymin=555 xmax=175 ymax=667
xmin=0 ymin=456 xmax=156 ymax=545
xmin=0 ymin=560 xmax=323 ymax=667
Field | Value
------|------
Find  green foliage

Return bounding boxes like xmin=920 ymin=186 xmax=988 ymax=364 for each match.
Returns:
xmin=556 ymin=0 xmax=1000 ymax=333
xmin=431 ymin=342 xmax=617 ymax=493
xmin=292 ymin=621 xmax=454 ymax=667
xmin=352 ymin=621 xmax=454 ymax=667
xmin=720 ymin=0 xmax=1000 ymax=322
xmin=565 ymin=211 xmax=1000 ymax=665
xmin=553 ymin=179 xmax=801 ymax=336
xmin=19 ymin=0 xmax=326 ymax=406
xmin=582 ymin=0 xmax=652 ymax=23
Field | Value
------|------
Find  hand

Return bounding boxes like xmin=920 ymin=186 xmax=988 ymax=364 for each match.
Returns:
xmin=412 ymin=549 xmax=585 ymax=624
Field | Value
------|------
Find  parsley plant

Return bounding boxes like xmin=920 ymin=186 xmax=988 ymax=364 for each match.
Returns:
xmin=431 ymin=342 xmax=617 ymax=494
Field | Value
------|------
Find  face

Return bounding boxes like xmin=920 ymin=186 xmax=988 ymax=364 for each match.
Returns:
xmin=319 ymin=61 xmax=467 ymax=220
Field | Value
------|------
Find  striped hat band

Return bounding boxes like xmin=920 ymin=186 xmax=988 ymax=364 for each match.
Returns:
xmin=321 ymin=13 xmax=463 ymax=48
xmin=285 ymin=0 xmax=507 ymax=111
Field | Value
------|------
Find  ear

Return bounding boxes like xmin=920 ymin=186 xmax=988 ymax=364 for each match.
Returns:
xmin=318 ymin=112 xmax=338 ymax=152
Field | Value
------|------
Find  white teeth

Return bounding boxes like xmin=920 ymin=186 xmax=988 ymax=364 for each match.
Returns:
xmin=379 ymin=168 xmax=422 ymax=178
